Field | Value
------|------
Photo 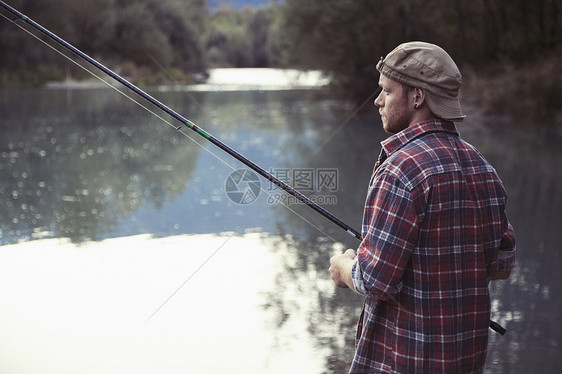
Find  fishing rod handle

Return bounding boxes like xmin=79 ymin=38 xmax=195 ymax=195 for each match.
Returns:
xmin=489 ymin=320 xmax=507 ymax=335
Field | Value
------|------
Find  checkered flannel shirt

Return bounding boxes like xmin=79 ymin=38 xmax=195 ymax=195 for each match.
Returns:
xmin=351 ymin=120 xmax=516 ymax=373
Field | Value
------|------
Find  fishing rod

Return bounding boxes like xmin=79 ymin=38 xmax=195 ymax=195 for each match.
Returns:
xmin=0 ymin=1 xmax=506 ymax=335
xmin=0 ymin=0 xmax=361 ymax=241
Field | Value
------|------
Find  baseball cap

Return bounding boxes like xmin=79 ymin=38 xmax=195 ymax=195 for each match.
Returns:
xmin=376 ymin=41 xmax=466 ymax=122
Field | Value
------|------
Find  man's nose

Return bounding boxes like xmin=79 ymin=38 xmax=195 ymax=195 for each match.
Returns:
xmin=374 ymin=93 xmax=383 ymax=107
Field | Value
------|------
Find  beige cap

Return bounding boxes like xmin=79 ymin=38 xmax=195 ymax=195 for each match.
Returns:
xmin=376 ymin=41 xmax=466 ymax=122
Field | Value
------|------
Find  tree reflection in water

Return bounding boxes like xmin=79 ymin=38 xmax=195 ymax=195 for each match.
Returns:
xmin=0 ymin=89 xmax=199 ymax=243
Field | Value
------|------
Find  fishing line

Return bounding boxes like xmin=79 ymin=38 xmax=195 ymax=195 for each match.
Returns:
xmin=0 ymin=3 xmax=506 ymax=334
xmin=146 ymin=230 xmax=238 ymax=322
xmin=0 ymin=12 xmax=192 ymax=140
xmin=145 ymin=55 xmax=345 ymax=242
xmin=147 ymin=54 xmax=247 ymax=153
xmin=0 ymin=9 xmax=340 ymax=245
xmin=1 ymin=9 xmax=342 ymax=322
xmin=314 ymin=87 xmax=382 ymax=156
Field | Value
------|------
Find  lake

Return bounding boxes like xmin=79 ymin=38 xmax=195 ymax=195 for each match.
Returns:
xmin=1 ymin=69 xmax=560 ymax=373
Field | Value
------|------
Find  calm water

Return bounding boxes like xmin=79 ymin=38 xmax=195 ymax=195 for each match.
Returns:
xmin=0 ymin=83 xmax=560 ymax=373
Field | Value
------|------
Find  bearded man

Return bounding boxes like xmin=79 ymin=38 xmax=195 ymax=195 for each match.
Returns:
xmin=329 ymin=41 xmax=516 ymax=374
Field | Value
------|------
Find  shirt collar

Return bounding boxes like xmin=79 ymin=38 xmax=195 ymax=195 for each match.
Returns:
xmin=381 ymin=119 xmax=459 ymax=157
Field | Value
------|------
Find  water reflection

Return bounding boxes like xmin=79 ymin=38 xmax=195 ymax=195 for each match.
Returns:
xmin=0 ymin=233 xmax=330 ymax=374
xmin=1 ymin=86 xmax=561 ymax=373
xmin=459 ymin=120 xmax=562 ymax=373
xmin=0 ymin=89 xmax=200 ymax=243
xmin=262 ymin=236 xmax=364 ymax=372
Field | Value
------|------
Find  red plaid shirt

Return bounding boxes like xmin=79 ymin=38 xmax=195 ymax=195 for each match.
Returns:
xmin=351 ymin=120 xmax=516 ymax=373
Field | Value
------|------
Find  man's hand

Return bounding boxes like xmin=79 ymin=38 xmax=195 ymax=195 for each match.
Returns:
xmin=329 ymin=249 xmax=357 ymax=289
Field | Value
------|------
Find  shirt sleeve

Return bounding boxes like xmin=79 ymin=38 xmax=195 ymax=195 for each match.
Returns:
xmin=351 ymin=172 xmax=419 ymax=300
xmin=497 ymin=220 xmax=516 ymax=272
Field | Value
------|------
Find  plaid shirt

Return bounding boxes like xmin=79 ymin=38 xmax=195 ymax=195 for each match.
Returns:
xmin=351 ymin=120 xmax=516 ymax=373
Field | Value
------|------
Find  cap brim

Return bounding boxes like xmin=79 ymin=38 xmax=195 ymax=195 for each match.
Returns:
xmin=425 ymin=92 xmax=466 ymax=122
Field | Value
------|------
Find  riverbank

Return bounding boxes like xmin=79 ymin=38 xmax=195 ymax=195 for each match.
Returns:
xmin=4 ymin=55 xmax=561 ymax=127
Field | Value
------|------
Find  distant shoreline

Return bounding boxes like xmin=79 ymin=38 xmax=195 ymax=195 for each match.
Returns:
xmin=18 ymin=63 xmax=562 ymax=127
xmin=43 ymin=68 xmax=330 ymax=91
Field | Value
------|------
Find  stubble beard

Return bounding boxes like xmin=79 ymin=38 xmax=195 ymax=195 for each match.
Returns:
xmin=382 ymin=106 xmax=412 ymax=135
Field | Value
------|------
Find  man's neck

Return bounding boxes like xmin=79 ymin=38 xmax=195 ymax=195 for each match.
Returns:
xmin=409 ymin=107 xmax=438 ymax=128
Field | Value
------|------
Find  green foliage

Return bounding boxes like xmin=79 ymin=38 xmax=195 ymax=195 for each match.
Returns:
xmin=95 ymin=3 xmax=174 ymax=67
xmin=0 ymin=0 xmax=286 ymax=83
xmin=281 ymin=0 xmax=562 ymax=100
xmin=205 ymin=4 xmax=284 ymax=67
xmin=206 ymin=7 xmax=253 ymax=67
xmin=0 ymin=0 xmax=207 ymax=85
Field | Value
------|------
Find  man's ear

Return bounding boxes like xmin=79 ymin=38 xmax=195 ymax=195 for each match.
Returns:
xmin=414 ymin=87 xmax=426 ymax=106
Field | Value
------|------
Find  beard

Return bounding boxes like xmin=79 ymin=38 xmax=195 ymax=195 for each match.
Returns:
xmin=381 ymin=105 xmax=412 ymax=134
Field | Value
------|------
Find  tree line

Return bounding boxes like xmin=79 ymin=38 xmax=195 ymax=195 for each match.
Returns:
xmin=282 ymin=0 xmax=561 ymax=100
xmin=0 ymin=0 xmax=207 ymax=85
xmin=1 ymin=0 xmax=560 ymax=100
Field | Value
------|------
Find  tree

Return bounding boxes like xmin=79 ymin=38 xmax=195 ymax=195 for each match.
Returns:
xmin=95 ymin=2 xmax=174 ymax=67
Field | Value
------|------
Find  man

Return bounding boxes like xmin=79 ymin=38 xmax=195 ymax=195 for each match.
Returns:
xmin=329 ymin=42 xmax=516 ymax=373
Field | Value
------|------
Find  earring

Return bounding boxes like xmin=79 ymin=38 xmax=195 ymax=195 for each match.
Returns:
xmin=414 ymin=104 xmax=418 ymax=109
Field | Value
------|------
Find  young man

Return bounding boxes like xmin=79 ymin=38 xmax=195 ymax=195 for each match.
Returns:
xmin=329 ymin=42 xmax=516 ymax=373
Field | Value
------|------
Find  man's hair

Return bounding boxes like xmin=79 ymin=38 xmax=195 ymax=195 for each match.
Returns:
xmin=401 ymin=82 xmax=416 ymax=98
